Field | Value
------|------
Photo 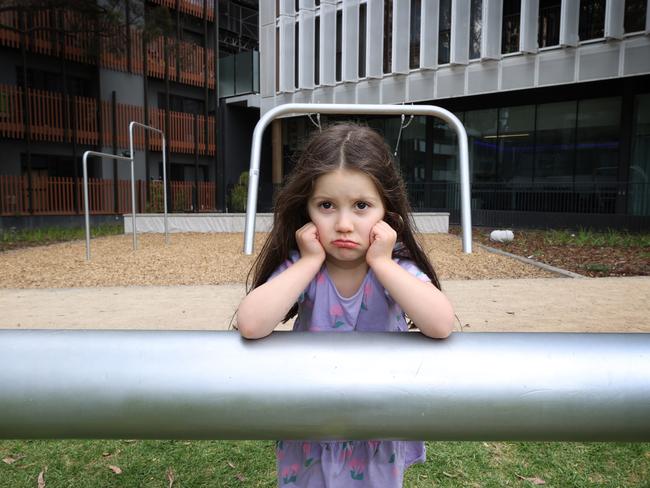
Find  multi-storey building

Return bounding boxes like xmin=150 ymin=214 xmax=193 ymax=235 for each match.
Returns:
xmin=261 ymin=0 xmax=650 ymax=230
xmin=0 ymin=0 xmax=260 ymax=224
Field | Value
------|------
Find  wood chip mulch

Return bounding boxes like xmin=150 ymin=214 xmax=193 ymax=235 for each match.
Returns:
xmin=0 ymin=232 xmax=554 ymax=289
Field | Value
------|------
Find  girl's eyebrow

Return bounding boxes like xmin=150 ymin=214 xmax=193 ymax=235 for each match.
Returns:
xmin=311 ymin=194 xmax=380 ymax=203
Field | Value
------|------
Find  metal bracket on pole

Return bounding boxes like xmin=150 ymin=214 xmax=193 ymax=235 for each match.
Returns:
xmin=128 ymin=121 xmax=169 ymax=244
xmin=243 ymin=103 xmax=472 ymax=255
xmin=82 ymin=151 xmax=136 ymax=261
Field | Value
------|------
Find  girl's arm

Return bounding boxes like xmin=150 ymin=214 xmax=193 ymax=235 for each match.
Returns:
xmin=367 ymin=221 xmax=455 ymax=339
xmin=236 ymin=223 xmax=325 ymax=339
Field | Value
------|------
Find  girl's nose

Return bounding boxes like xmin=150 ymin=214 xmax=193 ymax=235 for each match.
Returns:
xmin=334 ymin=212 xmax=353 ymax=232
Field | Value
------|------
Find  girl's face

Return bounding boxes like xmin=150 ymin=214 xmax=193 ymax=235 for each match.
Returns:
xmin=307 ymin=168 xmax=386 ymax=266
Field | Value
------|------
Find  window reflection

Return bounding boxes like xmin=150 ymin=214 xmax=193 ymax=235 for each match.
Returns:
xmin=629 ymin=94 xmax=650 ymax=216
xmin=438 ymin=0 xmax=451 ymax=64
xmin=502 ymin=0 xmax=520 ymax=54
xmin=624 ymin=0 xmax=648 ymax=33
xmin=579 ymin=0 xmax=606 ymax=40
xmin=469 ymin=0 xmax=482 ymax=59
xmin=538 ymin=0 xmax=561 ymax=48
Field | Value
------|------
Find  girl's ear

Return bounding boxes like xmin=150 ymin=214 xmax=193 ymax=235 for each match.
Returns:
xmin=385 ymin=211 xmax=405 ymax=236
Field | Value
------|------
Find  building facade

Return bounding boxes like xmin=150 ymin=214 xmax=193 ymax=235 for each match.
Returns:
xmin=0 ymin=0 xmax=260 ymax=223
xmin=261 ymin=0 xmax=650 ymax=229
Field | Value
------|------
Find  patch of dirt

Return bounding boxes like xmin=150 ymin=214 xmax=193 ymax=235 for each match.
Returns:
xmin=0 ymin=232 xmax=553 ymax=289
xmin=450 ymin=226 xmax=650 ymax=278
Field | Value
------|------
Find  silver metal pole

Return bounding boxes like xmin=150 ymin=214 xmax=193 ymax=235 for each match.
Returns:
xmin=128 ymin=121 xmax=169 ymax=245
xmin=1 ymin=331 xmax=649 ymax=441
xmin=244 ymin=103 xmax=472 ymax=255
xmin=82 ymin=151 xmax=134 ymax=261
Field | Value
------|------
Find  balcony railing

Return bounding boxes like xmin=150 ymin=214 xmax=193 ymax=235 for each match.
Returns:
xmin=0 ymin=176 xmax=216 ymax=215
xmin=151 ymin=0 xmax=215 ymax=21
xmin=0 ymin=85 xmax=215 ymax=155
xmin=0 ymin=11 xmax=216 ymax=88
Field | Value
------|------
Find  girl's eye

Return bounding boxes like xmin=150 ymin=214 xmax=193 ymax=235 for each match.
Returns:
xmin=320 ymin=201 xmax=333 ymax=210
xmin=355 ymin=202 xmax=368 ymax=210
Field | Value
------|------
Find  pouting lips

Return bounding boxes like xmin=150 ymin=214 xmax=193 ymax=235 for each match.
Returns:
xmin=332 ymin=240 xmax=359 ymax=249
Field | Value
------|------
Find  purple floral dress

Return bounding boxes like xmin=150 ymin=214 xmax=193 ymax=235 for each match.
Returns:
xmin=269 ymin=251 xmax=431 ymax=487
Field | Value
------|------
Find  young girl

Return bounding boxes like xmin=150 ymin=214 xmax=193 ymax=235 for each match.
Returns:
xmin=236 ymin=122 xmax=454 ymax=487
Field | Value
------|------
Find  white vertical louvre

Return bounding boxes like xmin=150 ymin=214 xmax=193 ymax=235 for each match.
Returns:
xmin=392 ymin=0 xmax=410 ymax=73
xmin=278 ymin=15 xmax=295 ymax=92
xmin=481 ymin=0 xmax=502 ymax=59
xmin=299 ymin=0 xmax=316 ymax=9
xmin=260 ymin=24 xmax=276 ymax=96
xmin=520 ymin=0 xmax=539 ymax=52
xmin=279 ymin=0 xmax=296 ymax=16
xmin=366 ymin=0 xmax=384 ymax=78
xmin=450 ymin=0 xmax=470 ymax=65
xmin=559 ymin=0 xmax=579 ymax=46
xmin=420 ymin=0 xmax=439 ymax=69
xmin=647 ymin=0 xmax=650 ymax=33
xmin=299 ymin=9 xmax=315 ymax=89
xmin=260 ymin=0 xmax=277 ymax=26
xmin=343 ymin=0 xmax=360 ymax=82
xmin=320 ymin=2 xmax=338 ymax=86
xmin=604 ymin=0 xmax=625 ymax=39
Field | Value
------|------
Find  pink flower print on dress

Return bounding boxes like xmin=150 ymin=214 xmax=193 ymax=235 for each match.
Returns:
xmin=330 ymin=304 xmax=345 ymax=328
xmin=348 ymin=458 xmax=366 ymax=481
xmin=339 ymin=442 xmax=354 ymax=462
xmin=317 ymin=271 xmax=326 ymax=284
xmin=302 ymin=442 xmax=314 ymax=467
xmin=281 ymin=464 xmax=300 ymax=485
xmin=361 ymin=282 xmax=373 ymax=311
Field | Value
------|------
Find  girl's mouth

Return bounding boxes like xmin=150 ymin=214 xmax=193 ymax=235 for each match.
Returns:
xmin=332 ymin=240 xmax=359 ymax=249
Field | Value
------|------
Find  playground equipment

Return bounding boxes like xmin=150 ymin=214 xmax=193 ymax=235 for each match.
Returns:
xmin=1 ymin=331 xmax=648 ymax=441
xmin=244 ymin=103 xmax=472 ymax=255
xmin=82 ymin=122 xmax=168 ymax=260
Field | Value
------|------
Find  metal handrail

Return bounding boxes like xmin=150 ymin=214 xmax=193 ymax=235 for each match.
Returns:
xmin=244 ymin=103 xmax=472 ymax=255
xmin=1 ymin=331 xmax=648 ymax=440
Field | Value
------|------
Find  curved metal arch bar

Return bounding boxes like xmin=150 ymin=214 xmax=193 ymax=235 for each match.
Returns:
xmin=244 ymin=103 xmax=472 ymax=255
xmin=128 ymin=121 xmax=170 ymax=244
xmin=1 ymin=330 xmax=649 ymax=441
xmin=83 ymin=151 xmax=135 ymax=261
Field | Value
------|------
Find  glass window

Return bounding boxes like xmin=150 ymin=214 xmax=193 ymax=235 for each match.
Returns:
xmin=336 ymin=10 xmax=342 ymax=82
xmin=359 ymin=3 xmax=366 ymax=77
xmin=497 ymin=105 xmax=535 ymax=184
xmin=431 ymin=116 xmax=461 ymax=209
xmin=535 ymin=101 xmax=577 ymax=184
xmin=579 ymin=0 xmax=606 ymax=40
xmin=383 ymin=0 xmax=393 ymax=73
xmin=575 ymin=97 xmax=621 ymax=185
xmin=624 ymin=0 xmax=647 ymax=33
xmin=409 ymin=0 xmax=421 ymax=69
xmin=502 ymin=0 xmax=520 ymax=54
xmin=538 ymin=0 xmax=561 ymax=48
xmin=315 ymin=16 xmax=320 ymax=85
xmin=465 ymin=109 xmax=498 ymax=183
xmin=469 ymin=0 xmax=482 ymax=59
xmin=295 ymin=22 xmax=299 ymax=89
xmin=628 ymin=94 xmax=650 ymax=216
xmin=438 ymin=0 xmax=451 ymax=64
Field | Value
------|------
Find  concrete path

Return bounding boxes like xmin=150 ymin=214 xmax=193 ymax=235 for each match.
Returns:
xmin=1 ymin=277 xmax=648 ymax=333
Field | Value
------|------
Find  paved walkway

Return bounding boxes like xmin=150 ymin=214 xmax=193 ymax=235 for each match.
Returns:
xmin=1 ymin=276 xmax=648 ymax=333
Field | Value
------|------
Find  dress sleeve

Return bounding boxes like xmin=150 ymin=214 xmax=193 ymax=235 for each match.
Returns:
xmin=267 ymin=250 xmax=309 ymax=303
xmin=395 ymin=258 xmax=432 ymax=283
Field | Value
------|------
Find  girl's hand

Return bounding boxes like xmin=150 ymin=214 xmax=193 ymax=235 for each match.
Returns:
xmin=296 ymin=222 xmax=326 ymax=264
xmin=366 ymin=220 xmax=397 ymax=268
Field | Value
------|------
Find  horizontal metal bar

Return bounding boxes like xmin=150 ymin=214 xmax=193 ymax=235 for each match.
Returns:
xmin=1 ymin=331 xmax=649 ymax=441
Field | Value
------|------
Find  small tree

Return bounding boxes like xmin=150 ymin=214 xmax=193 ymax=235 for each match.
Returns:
xmin=229 ymin=171 xmax=248 ymax=213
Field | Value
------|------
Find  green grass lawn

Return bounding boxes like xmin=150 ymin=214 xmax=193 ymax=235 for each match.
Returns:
xmin=1 ymin=440 xmax=648 ymax=487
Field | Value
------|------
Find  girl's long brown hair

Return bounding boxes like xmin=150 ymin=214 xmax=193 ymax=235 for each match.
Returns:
xmin=247 ymin=122 xmax=442 ymax=322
